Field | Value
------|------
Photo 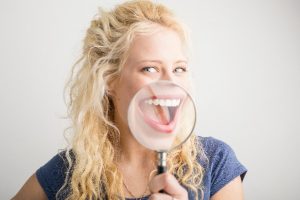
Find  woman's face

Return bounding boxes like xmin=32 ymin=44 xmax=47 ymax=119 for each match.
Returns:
xmin=111 ymin=27 xmax=191 ymax=136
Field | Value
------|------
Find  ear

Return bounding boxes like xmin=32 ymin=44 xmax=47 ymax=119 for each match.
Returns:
xmin=105 ymin=78 xmax=118 ymax=97
xmin=105 ymin=88 xmax=115 ymax=98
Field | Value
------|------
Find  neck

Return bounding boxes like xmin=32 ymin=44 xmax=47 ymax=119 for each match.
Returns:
xmin=114 ymin=118 xmax=156 ymax=198
xmin=113 ymin=114 xmax=156 ymax=168
xmin=118 ymin=128 xmax=156 ymax=166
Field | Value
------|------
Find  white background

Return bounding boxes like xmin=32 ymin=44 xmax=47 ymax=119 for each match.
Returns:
xmin=0 ymin=0 xmax=299 ymax=199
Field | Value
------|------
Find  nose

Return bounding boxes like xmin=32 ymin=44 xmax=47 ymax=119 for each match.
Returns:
xmin=160 ymin=70 xmax=174 ymax=82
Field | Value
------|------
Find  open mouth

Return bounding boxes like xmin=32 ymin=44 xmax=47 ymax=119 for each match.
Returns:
xmin=138 ymin=96 xmax=182 ymax=134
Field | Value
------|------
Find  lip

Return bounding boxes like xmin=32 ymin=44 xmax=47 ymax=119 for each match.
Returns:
xmin=138 ymin=95 xmax=184 ymax=134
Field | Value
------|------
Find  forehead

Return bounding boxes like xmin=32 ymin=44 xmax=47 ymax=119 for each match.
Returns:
xmin=126 ymin=27 xmax=187 ymax=63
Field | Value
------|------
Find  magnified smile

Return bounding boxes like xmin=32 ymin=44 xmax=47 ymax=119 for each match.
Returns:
xmin=139 ymin=96 xmax=182 ymax=133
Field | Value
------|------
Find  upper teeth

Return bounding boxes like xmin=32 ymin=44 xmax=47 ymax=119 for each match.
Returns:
xmin=145 ymin=99 xmax=181 ymax=107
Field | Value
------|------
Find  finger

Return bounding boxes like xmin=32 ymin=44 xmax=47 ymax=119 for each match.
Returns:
xmin=149 ymin=193 xmax=173 ymax=200
xmin=149 ymin=172 xmax=187 ymax=198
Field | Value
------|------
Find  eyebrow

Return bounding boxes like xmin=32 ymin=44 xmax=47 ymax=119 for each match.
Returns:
xmin=136 ymin=59 xmax=188 ymax=64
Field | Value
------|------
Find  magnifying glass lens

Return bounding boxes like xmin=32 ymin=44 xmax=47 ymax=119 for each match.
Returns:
xmin=128 ymin=81 xmax=196 ymax=173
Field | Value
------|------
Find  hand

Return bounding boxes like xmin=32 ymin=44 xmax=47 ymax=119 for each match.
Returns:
xmin=149 ymin=172 xmax=188 ymax=200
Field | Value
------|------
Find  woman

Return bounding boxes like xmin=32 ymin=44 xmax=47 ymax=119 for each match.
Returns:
xmin=13 ymin=1 xmax=247 ymax=199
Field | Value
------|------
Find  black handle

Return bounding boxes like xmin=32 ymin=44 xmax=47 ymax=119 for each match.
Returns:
xmin=157 ymin=151 xmax=167 ymax=193
xmin=157 ymin=165 xmax=167 ymax=174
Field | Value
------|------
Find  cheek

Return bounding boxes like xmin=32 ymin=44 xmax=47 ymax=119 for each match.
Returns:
xmin=116 ymin=79 xmax=141 ymax=112
xmin=115 ymin=72 xmax=157 ymax=112
xmin=128 ymin=77 xmax=153 ymax=95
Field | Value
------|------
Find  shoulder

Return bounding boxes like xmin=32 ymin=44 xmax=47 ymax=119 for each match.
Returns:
xmin=35 ymin=151 xmax=72 ymax=200
xmin=197 ymin=136 xmax=247 ymax=197
xmin=199 ymin=136 xmax=238 ymax=161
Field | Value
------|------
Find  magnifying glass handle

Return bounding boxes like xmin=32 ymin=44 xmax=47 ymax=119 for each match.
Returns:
xmin=157 ymin=165 xmax=167 ymax=174
xmin=157 ymin=151 xmax=167 ymax=193
xmin=157 ymin=151 xmax=167 ymax=174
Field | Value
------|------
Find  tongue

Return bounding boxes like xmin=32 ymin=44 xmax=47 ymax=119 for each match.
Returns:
xmin=140 ymin=102 xmax=174 ymax=125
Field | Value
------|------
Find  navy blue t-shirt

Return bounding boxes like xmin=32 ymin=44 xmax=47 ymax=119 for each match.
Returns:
xmin=36 ymin=137 xmax=247 ymax=200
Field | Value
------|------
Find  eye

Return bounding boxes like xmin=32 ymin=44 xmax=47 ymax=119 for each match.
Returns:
xmin=173 ymin=67 xmax=187 ymax=73
xmin=142 ymin=66 xmax=158 ymax=73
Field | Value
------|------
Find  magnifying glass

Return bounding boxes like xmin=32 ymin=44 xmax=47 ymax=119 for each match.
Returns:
xmin=127 ymin=80 xmax=196 ymax=175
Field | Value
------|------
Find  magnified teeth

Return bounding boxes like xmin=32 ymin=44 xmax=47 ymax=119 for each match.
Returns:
xmin=145 ymin=99 xmax=180 ymax=107
xmin=172 ymin=99 xmax=177 ymax=106
xmin=166 ymin=99 xmax=171 ymax=106
xmin=160 ymin=100 xmax=166 ymax=106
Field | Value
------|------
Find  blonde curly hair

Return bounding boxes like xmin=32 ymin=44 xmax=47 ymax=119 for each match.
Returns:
xmin=58 ymin=1 xmax=205 ymax=199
